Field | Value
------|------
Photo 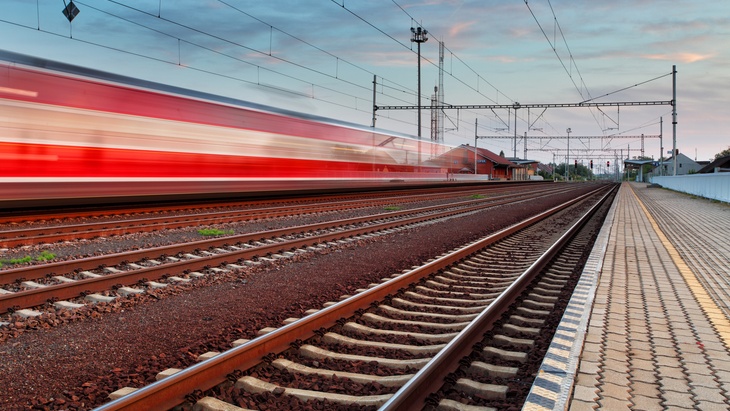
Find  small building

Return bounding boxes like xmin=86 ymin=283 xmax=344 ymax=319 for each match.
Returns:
xmin=660 ymin=153 xmax=701 ymax=175
xmin=537 ymin=163 xmax=554 ymax=176
xmin=624 ymin=159 xmax=656 ymax=182
xmin=697 ymin=155 xmax=730 ymax=174
xmin=507 ymin=158 xmax=540 ymax=179
xmin=434 ymin=144 xmax=520 ymax=179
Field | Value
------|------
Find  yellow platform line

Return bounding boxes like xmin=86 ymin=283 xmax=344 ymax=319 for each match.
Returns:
xmin=628 ymin=184 xmax=730 ymax=350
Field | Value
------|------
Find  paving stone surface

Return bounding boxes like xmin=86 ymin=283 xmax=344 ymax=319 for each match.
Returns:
xmin=634 ymin=184 xmax=730 ymax=317
xmin=567 ymin=182 xmax=730 ymax=411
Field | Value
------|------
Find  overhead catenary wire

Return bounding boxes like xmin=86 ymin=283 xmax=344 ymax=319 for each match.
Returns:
xmin=102 ymin=1 xmax=411 ymax=101
xmin=388 ymin=0 xmax=514 ymax=105
xmin=332 ymin=0 xmax=518 ymax=119
xmin=524 ymin=0 xmax=609 ymax=133
xmin=5 ymin=1 xmax=672 ymax=161
xmin=2 ymin=4 xmax=423 ymax=129
xmin=374 ymin=0 xmax=537 ymax=149
xmin=33 ymin=0 xmax=549 ymax=146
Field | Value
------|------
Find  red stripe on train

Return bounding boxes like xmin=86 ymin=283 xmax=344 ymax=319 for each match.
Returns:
xmin=0 ymin=142 xmax=417 ymax=178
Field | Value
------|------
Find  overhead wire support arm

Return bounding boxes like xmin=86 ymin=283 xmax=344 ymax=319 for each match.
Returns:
xmin=375 ymin=100 xmax=673 ymax=111
xmin=474 ymin=134 xmax=661 ymax=140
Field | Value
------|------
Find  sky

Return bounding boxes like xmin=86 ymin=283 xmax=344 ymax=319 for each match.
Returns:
xmin=2 ymin=0 xmax=729 ymax=166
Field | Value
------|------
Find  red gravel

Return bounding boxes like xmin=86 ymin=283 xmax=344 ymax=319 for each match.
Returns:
xmin=0 ymin=186 xmax=594 ymax=410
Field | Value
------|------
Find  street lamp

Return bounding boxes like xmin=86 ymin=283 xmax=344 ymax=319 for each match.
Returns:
xmin=565 ymin=128 xmax=571 ymax=181
xmin=411 ymin=26 xmax=428 ymax=164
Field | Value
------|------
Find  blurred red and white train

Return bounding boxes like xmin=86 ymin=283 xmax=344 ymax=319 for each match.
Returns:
xmin=0 ymin=51 xmax=452 ymax=209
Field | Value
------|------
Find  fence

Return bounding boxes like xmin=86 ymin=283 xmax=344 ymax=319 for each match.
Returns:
xmin=650 ymin=173 xmax=730 ymax=203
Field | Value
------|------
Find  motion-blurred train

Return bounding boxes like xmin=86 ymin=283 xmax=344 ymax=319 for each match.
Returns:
xmin=0 ymin=51 xmax=453 ymax=209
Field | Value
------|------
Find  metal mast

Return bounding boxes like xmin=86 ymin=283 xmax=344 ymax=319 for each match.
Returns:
xmin=512 ymin=102 xmax=520 ymax=157
xmin=437 ymin=41 xmax=445 ymax=144
xmin=430 ymin=88 xmax=438 ymax=153
xmin=672 ymin=65 xmax=678 ymax=176
xmin=371 ymin=75 xmax=377 ymax=128
xmin=523 ymin=132 xmax=527 ymax=160
xmin=659 ymin=117 xmax=663 ymax=176
xmin=566 ymin=128 xmax=571 ymax=181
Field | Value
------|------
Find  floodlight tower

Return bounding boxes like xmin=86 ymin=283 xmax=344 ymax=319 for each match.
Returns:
xmin=411 ymin=26 xmax=428 ymax=163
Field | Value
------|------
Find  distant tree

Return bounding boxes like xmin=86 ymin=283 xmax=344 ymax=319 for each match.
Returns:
xmin=552 ymin=163 xmax=593 ymax=181
xmin=574 ymin=163 xmax=593 ymax=180
xmin=635 ymin=156 xmax=653 ymax=175
xmin=499 ymin=150 xmax=505 ymax=157
xmin=714 ymin=147 xmax=730 ymax=160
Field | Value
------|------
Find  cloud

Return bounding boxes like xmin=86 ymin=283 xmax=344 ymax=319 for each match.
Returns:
xmin=643 ymin=53 xmax=715 ymax=64
xmin=486 ymin=55 xmax=536 ymax=64
xmin=448 ymin=21 xmax=476 ymax=37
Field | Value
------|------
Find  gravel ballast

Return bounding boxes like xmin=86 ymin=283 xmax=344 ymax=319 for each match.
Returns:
xmin=0 ymin=186 xmax=594 ymax=410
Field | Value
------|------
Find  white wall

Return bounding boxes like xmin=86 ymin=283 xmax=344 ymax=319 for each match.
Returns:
xmin=651 ymin=173 xmax=730 ymax=203
xmin=452 ymin=174 xmax=493 ymax=181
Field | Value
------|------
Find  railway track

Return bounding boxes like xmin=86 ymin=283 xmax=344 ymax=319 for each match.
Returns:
xmin=0 ymin=184 xmax=542 ymax=228
xmin=0 ymin=186 xmax=577 ymax=315
xmin=2 ymin=186 xmax=468 ymax=224
xmin=89 ymin=184 xmax=616 ymax=411
xmin=0 ymin=186 xmax=559 ymax=248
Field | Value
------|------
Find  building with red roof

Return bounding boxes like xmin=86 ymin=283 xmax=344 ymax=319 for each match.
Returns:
xmin=430 ymin=144 xmax=526 ymax=180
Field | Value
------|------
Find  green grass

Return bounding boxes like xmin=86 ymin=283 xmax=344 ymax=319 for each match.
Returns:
xmin=383 ymin=206 xmax=402 ymax=211
xmin=469 ymin=194 xmax=486 ymax=199
xmin=198 ymin=228 xmax=234 ymax=236
xmin=37 ymin=250 xmax=55 ymax=261
xmin=0 ymin=250 xmax=56 ymax=268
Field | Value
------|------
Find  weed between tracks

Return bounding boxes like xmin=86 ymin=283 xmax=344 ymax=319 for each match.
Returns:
xmin=197 ymin=228 xmax=235 ymax=236
xmin=0 ymin=250 xmax=56 ymax=268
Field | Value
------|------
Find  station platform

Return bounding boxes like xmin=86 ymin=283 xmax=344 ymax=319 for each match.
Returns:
xmin=523 ymin=182 xmax=730 ymax=411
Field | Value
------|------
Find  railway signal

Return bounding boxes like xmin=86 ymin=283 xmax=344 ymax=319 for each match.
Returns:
xmin=590 ymin=160 xmax=593 ymax=169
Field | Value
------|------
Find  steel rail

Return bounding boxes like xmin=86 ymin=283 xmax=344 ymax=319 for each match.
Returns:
xmin=0 ymin=184 xmax=529 ymax=224
xmin=0 ymin=185 xmax=571 ymax=286
xmin=91 ymin=186 xmax=607 ymax=411
xmin=379 ymin=184 xmax=616 ymax=410
xmin=0 ymin=186 xmax=579 ymax=313
xmin=0 ymin=188 xmax=425 ymax=224
xmin=0 ymin=186 xmax=523 ymax=247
